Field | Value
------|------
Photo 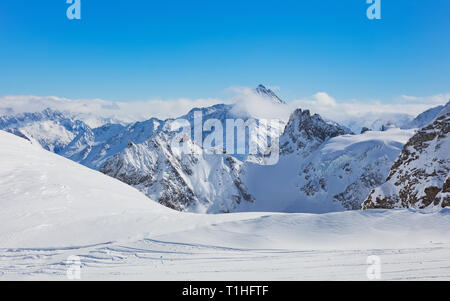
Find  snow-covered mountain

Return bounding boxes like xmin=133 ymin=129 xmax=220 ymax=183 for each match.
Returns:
xmin=2 ymin=129 xmax=450 ymax=280
xmin=340 ymin=102 xmax=450 ymax=133
xmin=341 ymin=113 xmax=414 ymax=133
xmin=0 ymin=87 xmax=284 ymax=213
xmin=0 ymin=92 xmax=420 ymax=213
xmin=100 ymin=131 xmax=253 ymax=213
xmin=60 ymin=118 xmax=165 ymax=169
xmin=58 ymin=101 xmax=283 ymax=168
xmin=279 ymin=108 xmax=352 ymax=156
xmin=240 ymin=109 xmax=414 ymax=213
xmin=53 ymin=100 xmax=281 ymax=213
xmin=405 ymin=101 xmax=450 ymax=129
xmin=100 ymin=105 xmax=411 ymax=213
xmin=255 ymin=84 xmax=286 ymax=104
xmin=96 ymin=98 xmax=287 ymax=213
xmin=3 ymin=90 xmax=446 ymax=214
xmin=362 ymin=104 xmax=450 ymax=210
xmin=0 ymin=129 xmax=265 ymax=247
xmin=0 ymin=108 xmax=91 ymax=153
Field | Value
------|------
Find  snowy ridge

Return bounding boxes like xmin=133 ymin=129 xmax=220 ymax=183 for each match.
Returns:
xmin=100 ymin=132 xmax=253 ymax=213
xmin=60 ymin=118 xmax=164 ymax=169
xmin=406 ymin=101 xmax=448 ymax=129
xmin=255 ymin=84 xmax=286 ymax=104
xmin=0 ymin=108 xmax=90 ymax=153
xmin=95 ymin=102 xmax=280 ymax=213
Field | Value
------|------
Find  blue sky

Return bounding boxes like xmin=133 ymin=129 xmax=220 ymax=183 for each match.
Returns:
xmin=0 ymin=0 xmax=449 ymax=102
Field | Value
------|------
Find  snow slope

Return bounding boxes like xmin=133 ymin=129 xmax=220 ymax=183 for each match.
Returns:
xmin=1 ymin=130 xmax=450 ymax=280
xmin=0 ymin=130 xmax=262 ymax=248
xmin=0 ymin=130 xmax=169 ymax=247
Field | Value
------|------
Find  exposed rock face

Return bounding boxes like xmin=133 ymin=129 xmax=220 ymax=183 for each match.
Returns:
xmin=360 ymin=127 xmax=371 ymax=134
xmin=362 ymin=111 xmax=450 ymax=209
xmin=280 ymin=109 xmax=351 ymax=156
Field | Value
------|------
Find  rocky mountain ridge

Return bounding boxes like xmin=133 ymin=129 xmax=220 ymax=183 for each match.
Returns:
xmin=363 ymin=105 xmax=450 ymax=210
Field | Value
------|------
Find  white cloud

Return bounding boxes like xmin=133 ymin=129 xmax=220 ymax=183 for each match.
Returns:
xmin=289 ymin=93 xmax=449 ymax=123
xmin=226 ymin=86 xmax=292 ymax=120
xmin=226 ymin=88 xmax=449 ymax=126
xmin=400 ymin=93 xmax=450 ymax=105
xmin=312 ymin=92 xmax=337 ymax=107
xmin=0 ymin=89 xmax=448 ymax=129
xmin=0 ymin=95 xmax=227 ymax=127
xmin=400 ymin=95 xmax=422 ymax=101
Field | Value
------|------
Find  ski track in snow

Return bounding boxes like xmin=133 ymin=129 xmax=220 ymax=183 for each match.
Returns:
xmin=1 ymin=240 xmax=450 ymax=280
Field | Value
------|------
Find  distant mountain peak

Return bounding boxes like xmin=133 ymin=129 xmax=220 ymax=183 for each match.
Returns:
xmin=255 ymin=84 xmax=286 ymax=104
xmin=279 ymin=108 xmax=350 ymax=156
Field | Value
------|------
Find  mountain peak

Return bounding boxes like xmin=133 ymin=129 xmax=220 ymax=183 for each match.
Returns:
xmin=255 ymin=84 xmax=286 ymax=104
xmin=280 ymin=108 xmax=348 ymax=155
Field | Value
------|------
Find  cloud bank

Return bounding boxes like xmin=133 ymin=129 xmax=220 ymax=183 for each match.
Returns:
xmin=0 ymin=95 xmax=227 ymax=127
xmin=0 ymin=89 xmax=448 ymax=129
xmin=289 ymin=92 xmax=450 ymax=123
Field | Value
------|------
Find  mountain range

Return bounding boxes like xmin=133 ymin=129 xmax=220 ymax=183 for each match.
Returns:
xmin=2 ymin=128 xmax=450 ymax=280
xmin=1 ymin=85 xmax=448 ymax=213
